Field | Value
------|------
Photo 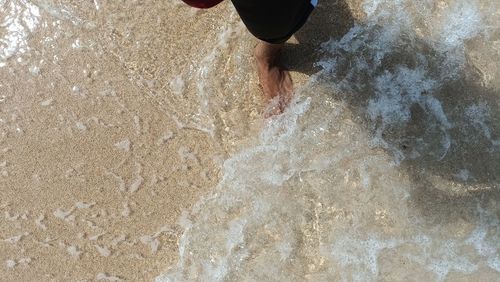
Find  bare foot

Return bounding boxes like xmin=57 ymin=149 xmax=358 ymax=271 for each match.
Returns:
xmin=255 ymin=41 xmax=293 ymax=117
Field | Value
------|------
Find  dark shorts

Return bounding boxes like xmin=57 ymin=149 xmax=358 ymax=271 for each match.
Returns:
xmin=231 ymin=0 xmax=315 ymax=44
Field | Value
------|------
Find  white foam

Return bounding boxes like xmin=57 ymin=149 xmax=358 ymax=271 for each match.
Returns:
xmin=35 ymin=214 xmax=47 ymax=230
xmin=75 ymin=121 xmax=87 ymax=131
xmin=169 ymin=76 xmax=185 ymax=96
xmin=331 ymin=236 xmax=401 ymax=275
xmin=158 ymin=0 xmax=499 ymax=280
xmin=121 ymin=202 xmax=131 ymax=217
xmin=111 ymin=234 xmax=127 ymax=247
xmin=156 ymin=131 xmax=174 ymax=145
xmin=465 ymin=209 xmax=500 ymax=272
xmin=140 ymin=235 xmax=160 ymax=255
xmin=5 ymin=260 xmax=16 ymax=268
xmin=29 ymin=65 xmax=40 ymax=75
xmin=89 ymin=232 xmax=106 ymax=241
xmin=133 ymin=115 xmax=141 ymax=135
xmin=0 ymin=0 xmax=40 ymax=63
xmin=66 ymin=245 xmax=82 ymax=258
xmin=40 ymin=98 xmax=54 ymax=107
xmin=465 ymin=103 xmax=500 ymax=146
xmin=53 ymin=207 xmax=75 ymax=222
xmin=18 ymin=257 xmax=31 ymax=265
xmin=75 ymin=201 xmax=95 ymax=209
xmin=105 ymin=170 xmax=126 ymax=192
xmin=96 ymin=273 xmax=123 ymax=281
xmin=95 ymin=245 xmax=112 ymax=257
xmin=129 ymin=175 xmax=144 ymax=193
xmin=114 ymin=139 xmax=131 ymax=152
xmin=453 ymin=169 xmax=471 ymax=182
xmin=3 ymin=232 xmax=29 ymax=244
xmin=439 ymin=2 xmax=483 ymax=47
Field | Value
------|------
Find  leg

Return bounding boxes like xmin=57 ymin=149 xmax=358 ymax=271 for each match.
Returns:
xmin=254 ymin=41 xmax=293 ymax=116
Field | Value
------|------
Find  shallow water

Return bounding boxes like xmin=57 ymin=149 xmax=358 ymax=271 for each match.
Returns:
xmin=1 ymin=1 xmax=241 ymax=280
xmin=1 ymin=0 xmax=499 ymax=281
xmin=158 ymin=0 xmax=500 ymax=281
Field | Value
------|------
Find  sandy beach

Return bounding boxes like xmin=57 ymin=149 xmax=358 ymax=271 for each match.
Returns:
xmin=1 ymin=0 xmax=499 ymax=281
xmin=0 ymin=1 xmax=251 ymax=280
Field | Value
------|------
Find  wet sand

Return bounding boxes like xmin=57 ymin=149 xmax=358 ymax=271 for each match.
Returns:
xmin=0 ymin=1 xmax=259 ymax=280
xmin=2 ymin=0 xmax=499 ymax=281
xmin=2 ymin=0 xmax=346 ymax=280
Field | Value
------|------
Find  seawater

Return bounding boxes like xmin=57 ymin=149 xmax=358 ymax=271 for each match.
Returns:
xmin=158 ymin=0 xmax=499 ymax=281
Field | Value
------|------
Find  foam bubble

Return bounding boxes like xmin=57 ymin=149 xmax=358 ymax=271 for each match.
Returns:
xmin=158 ymin=0 xmax=499 ymax=280
xmin=0 ymin=0 xmax=40 ymax=63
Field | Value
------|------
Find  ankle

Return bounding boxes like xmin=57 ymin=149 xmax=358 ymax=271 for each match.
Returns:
xmin=254 ymin=42 xmax=282 ymax=67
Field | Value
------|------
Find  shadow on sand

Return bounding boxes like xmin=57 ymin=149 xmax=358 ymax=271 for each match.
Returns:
xmin=283 ymin=0 xmax=356 ymax=75
xmin=283 ymin=0 xmax=499 ymax=226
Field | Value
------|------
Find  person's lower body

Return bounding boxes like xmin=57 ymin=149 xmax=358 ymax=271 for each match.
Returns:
xmin=231 ymin=0 xmax=317 ymax=115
